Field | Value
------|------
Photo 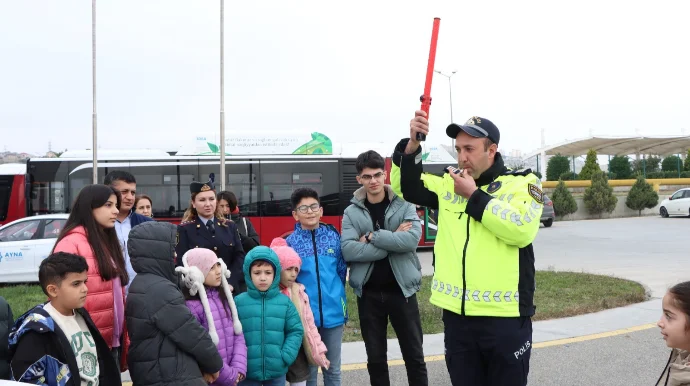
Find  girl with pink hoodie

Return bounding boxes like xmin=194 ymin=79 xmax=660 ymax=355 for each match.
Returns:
xmin=269 ymin=238 xmax=330 ymax=386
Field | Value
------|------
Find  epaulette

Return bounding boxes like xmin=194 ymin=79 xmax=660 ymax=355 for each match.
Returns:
xmin=502 ymin=168 xmax=533 ymax=177
xmin=179 ymin=220 xmax=195 ymax=226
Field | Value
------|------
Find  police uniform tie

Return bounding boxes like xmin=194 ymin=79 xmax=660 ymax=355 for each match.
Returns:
xmin=206 ymin=219 xmax=215 ymax=236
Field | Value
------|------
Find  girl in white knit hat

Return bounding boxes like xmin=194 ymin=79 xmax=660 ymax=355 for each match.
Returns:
xmin=177 ymin=248 xmax=247 ymax=386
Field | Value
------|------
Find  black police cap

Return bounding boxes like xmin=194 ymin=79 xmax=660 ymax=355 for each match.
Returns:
xmin=446 ymin=116 xmax=500 ymax=145
xmin=190 ymin=179 xmax=215 ymax=194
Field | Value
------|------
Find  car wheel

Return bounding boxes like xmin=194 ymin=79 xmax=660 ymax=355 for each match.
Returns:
xmin=543 ymin=218 xmax=553 ymax=227
xmin=660 ymin=207 xmax=669 ymax=218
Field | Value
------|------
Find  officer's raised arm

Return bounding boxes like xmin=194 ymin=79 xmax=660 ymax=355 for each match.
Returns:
xmin=390 ymin=110 xmax=441 ymax=208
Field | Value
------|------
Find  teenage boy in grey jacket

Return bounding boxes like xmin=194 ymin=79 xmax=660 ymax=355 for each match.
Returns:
xmin=341 ymin=150 xmax=428 ymax=386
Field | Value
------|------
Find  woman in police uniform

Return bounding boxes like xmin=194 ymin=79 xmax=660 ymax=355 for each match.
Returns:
xmin=175 ymin=178 xmax=246 ymax=294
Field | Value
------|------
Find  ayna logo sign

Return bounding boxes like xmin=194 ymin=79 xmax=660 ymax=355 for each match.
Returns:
xmin=0 ymin=250 xmax=24 ymax=262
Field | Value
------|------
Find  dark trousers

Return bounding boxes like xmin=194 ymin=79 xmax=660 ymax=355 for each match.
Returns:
xmin=357 ymin=290 xmax=428 ymax=386
xmin=443 ymin=310 xmax=532 ymax=386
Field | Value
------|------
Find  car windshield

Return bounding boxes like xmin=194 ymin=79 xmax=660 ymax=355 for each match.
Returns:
xmin=0 ymin=221 xmax=39 ymax=242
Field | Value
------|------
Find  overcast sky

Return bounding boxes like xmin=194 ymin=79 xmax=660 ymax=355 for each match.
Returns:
xmin=1 ymin=0 xmax=689 ymax=157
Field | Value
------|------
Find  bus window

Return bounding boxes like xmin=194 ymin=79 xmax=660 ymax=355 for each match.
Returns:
xmin=129 ymin=163 xmax=196 ymax=218
xmin=228 ymin=172 xmax=258 ymax=216
xmin=261 ymin=171 xmax=297 ymax=216
xmin=259 ymin=160 xmax=340 ymax=217
xmin=27 ymin=160 xmax=69 ymax=215
xmin=198 ymin=162 xmax=259 ymax=216
xmin=0 ymin=176 xmax=12 ymax=221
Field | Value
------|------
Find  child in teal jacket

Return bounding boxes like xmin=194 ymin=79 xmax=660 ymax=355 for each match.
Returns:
xmin=235 ymin=246 xmax=304 ymax=385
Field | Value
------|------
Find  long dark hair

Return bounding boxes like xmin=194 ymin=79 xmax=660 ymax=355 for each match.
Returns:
xmin=52 ymin=184 xmax=129 ymax=284
xmin=669 ymin=281 xmax=690 ymax=329
xmin=217 ymin=191 xmax=238 ymax=212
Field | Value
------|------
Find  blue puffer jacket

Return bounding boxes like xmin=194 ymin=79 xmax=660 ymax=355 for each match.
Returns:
xmin=286 ymin=223 xmax=348 ymax=329
xmin=235 ymin=246 xmax=303 ymax=382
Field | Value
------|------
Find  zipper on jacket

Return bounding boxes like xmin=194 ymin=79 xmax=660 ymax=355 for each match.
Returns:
xmin=311 ymin=231 xmax=325 ymax=327
xmin=460 ymin=215 xmax=471 ymax=315
xmin=261 ymin=295 xmax=266 ymax=379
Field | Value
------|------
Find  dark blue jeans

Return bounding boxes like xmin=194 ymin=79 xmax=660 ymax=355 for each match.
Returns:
xmin=306 ymin=324 xmax=343 ymax=386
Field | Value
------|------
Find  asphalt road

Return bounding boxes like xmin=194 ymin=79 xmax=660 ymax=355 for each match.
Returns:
xmin=418 ymin=216 xmax=687 ymax=297
xmin=329 ymin=216 xmax=686 ymax=385
xmin=323 ymin=327 xmax=670 ymax=386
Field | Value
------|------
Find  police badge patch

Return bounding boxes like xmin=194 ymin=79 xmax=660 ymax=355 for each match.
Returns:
xmin=528 ymin=183 xmax=544 ymax=204
xmin=487 ymin=181 xmax=502 ymax=193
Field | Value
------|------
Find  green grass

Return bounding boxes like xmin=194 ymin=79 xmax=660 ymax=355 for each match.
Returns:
xmin=341 ymin=271 xmax=647 ymax=342
xmin=1 ymin=271 xmax=647 ymax=343
xmin=0 ymin=284 xmax=47 ymax=318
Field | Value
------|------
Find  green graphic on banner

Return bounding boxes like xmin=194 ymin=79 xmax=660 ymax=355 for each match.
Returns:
xmin=198 ymin=132 xmax=332 ymax=156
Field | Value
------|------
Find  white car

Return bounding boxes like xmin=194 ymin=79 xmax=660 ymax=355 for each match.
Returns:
xmin=660 ymin=188 xmax=690 ymax=218
xmin=0 ymin=214 xmax=69 ymax=283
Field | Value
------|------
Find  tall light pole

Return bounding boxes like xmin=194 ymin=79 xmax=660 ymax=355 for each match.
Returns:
xmin=219 ymin=0 xmax=226 ymax=191
xmin=435 ymin=70 xmax=457 ymax=147
xmin=91 ymin=0 xmax=98 ymax=184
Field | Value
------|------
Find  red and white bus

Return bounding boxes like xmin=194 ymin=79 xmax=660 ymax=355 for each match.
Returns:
xmin=1 ymin=145 xmax=450 ymax=246
xmin=0 ymin=163 xmax=27 ymax=227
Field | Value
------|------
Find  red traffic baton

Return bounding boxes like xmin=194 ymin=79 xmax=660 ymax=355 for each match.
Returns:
xmin=417 ymin=17 xmax=441 ymax=142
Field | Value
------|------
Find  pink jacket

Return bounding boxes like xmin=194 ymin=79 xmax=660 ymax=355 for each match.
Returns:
xmin=280 ymin=283 xmax=329 ymax=369
xmin=53 ymin=226 xmax=130 ymax=371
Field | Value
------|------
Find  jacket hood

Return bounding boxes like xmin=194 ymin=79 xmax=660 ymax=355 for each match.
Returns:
xmin=242 ymin=246 xmax=282 ymax=298
xmin=8 ymin=305 xmax=55 ymax=351
xmin=659 ymin=349 xmax=690 ymax=385
xmin=128 ymin=221 xmax=178 ymax=283
xmin=351 ymin=185 xmax=398 ymax=207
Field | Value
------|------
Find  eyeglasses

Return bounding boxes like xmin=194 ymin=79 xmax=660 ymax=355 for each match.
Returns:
xmin=360 ymin=172 xmax=385 ymax=181
xmin=295 ymin=203 xmax=320 ymax=214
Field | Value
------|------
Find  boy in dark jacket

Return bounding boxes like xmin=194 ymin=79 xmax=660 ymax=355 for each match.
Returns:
xmin=9 ymin=252 xmax=121 ymax=385
xmin=0 ymin=296 xmax=14 ymax=380
xmin=125 ymin=221 xmax=223 ymax=386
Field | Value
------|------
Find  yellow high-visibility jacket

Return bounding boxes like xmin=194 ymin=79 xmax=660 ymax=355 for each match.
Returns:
xmin=390 ymin=139 xmax=543 ymax=317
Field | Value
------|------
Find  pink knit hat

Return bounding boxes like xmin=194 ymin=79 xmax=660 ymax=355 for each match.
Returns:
xmin=270 ymin=238 xmax=302 ymax=270
xmin=184 ymin=248 xmax=219 ymax=278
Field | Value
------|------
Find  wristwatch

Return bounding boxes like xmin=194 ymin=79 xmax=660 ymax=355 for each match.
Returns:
xmin=365 ymin=232 xmax=372 ymax=243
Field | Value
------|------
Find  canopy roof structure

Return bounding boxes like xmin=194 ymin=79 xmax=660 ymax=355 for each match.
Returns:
xmin=524 ymin=135 xmax=690 ymax=159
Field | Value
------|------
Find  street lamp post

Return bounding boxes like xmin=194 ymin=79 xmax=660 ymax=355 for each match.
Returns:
xmin=434 ymin=70 xmax=457 ymax=147
xmin=219 ymin=0 xmax=226 ymax=191
xmin=91 ymin=0 xmax=98 ymax=184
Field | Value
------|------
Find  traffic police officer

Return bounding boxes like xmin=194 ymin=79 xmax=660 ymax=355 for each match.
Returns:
xmin=390 ymin=110 xmax=543 ymax=386
xmin=175 ymin=178 xmax=247 ymax=294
